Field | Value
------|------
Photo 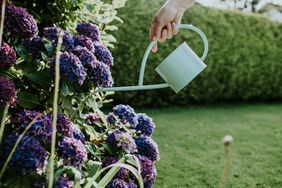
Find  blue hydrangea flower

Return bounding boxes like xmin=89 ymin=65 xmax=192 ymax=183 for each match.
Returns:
xmin=72 ymin=127 xmax=85 ymax=143
xmin=44 ymin=27 xmax=74 ymax=50
xmin=137 ymin=155 xmax=157 ymax=185
xmin=0 ymin=134 xmax=48 ymax=174
xmin=106 ymin=178 xmax=129 ymax=188
xmin=135 ymin=135 xmax=160 ymax=161
xmin=0 ymin=76 xmax=17 ymax=107
xmin=70 ymin=46 xmax=96 ymax=70
xmin=55 ymin=113 xmax=73 ymax=137
xmin=51 ymin=52 xmax=87 ymax=85
xmin=135 ymin=114 xmax=155 ymax=136
xmin=90 ymin=60 xmax=113 ymax=87
xmin=57 ymin=137 xmax=87 ymax=168
xmin=25 ymin=36 xmax=45 ymax=58
xmin=54 ymin=176 xmax=74 ymax=188
xmin=93 ymin=42 xmax=114 ymax=67
xmin=128 ymin=179 xmax=138 ymax=188
xmin=0 ymin=42 xmax=16 ymax=69
xmin=73 ymin=35 xmax=94 ymax=52
xmin=76 ymin=23 xmax=100 ymax=42
xmin=5 ymin=5 xmax=38 ymax=39
xmin=113 ymin=105 xmax=138 ymax=127
xmin=106 ymin=131 xmax=137 ymax=153
xmin=102 ymin=156 xmax=129 ymax=179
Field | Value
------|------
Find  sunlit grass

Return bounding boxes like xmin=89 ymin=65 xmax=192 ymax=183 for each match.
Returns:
xmin=144 ymin=104 xmax=282 ymax=188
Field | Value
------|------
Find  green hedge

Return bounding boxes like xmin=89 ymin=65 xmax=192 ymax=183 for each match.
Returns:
xmin=110 ymin=0 xmax=282 ymax=107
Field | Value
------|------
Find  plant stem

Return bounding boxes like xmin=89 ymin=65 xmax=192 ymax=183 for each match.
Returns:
xmin=0 ymin=103 xmax=9 ymax=144
xmin=47 ymin=31 xmax=63 ymax=188
xmin=0 ymin=114 xmax=41 ymax=179
xmin=218 ymin=144 xmax=232 ymax=188
xmin=0 ymin=0 xmax=6 ymax=47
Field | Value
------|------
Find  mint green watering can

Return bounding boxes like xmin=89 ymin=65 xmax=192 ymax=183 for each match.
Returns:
xmin=102 ymin=24 xmax=208 ymax=93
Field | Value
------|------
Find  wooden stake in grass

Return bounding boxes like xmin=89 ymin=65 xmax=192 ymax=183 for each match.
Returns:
xmin=47 ymin=31 xmax=63 ymax=188
xmin=0 ymin=103 xmax=9 ymax=144
xmin=218 ymin=135 xmax=233 ymax=188
xmin=0 ymin=0 xmax=6 ymax=47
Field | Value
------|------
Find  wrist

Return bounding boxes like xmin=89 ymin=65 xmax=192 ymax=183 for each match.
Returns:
xmin=167 ymin=0 xmax=195 ymax=12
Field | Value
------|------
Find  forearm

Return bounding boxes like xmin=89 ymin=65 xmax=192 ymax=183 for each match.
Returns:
xmin=166 ymin=0 xmax=196 ymax=11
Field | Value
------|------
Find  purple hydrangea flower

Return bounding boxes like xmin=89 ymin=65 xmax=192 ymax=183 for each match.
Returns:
xmin=54 ymin=176 xmax=74 ymax=188
xmin=0 ymin=134 xmax=47 ymax=174
xmin=93 ymin=42 xmax=114 ymax=67
xmin=135 ymin=135 xmax=159 ymax=161
xmin=137 ymin=155 xmax=157 ymax=185
xmin=76 ymin=23 xmax=100 ymax=42
xmin=51 ymin=52 xmax=87 ymax=85
xmin=106 ymin=131 xmax=137 ymax=153
xmin=128 ymin=179 xmax=138 ymax=188
xmin=107 ymin=113 xmax=116 ymax=124
xmin=90 ymin=61 xmax=113 ymax=87
xmin=102 ymin=156 xmax=129 ymax=179
xmin=0 ymin=76 xmax=17 ymax=107
xmin=11 ymin=110 xmax=40 ymax=126
xmin=72 ymin=127 xmax=85 ymax=143
xmin=71 ymin=46 xmax=96 ymax=70
xmin=57 ymin=137 xmax=87 ymax=168
xmin=0 ymin=42 xmax=16 ymax=69
xmin=5 ymin=5 xmax=38 ymax=39
xmin=84 ymin=113 xmax=102 ymax=125
xmin=44 ymin=27 xmax=74 ymax=50
xmin=113 ymin=105 xmax=138 ymax=127
xmin=135 ymin=114 xmax=155 ymax=136
xmin=25 ymin=36 xmax=45 ymax=58
xmin=106 ymin=178 xmax=129 ymax=188
xmin=56 ymin=113 xmax=73 ymax=137
xmin=73 ymin=35 xmax=94 ymax=51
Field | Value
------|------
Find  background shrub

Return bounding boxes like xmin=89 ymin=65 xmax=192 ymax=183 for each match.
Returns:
xmin=110 ymin=0 xmax=282 ymax=107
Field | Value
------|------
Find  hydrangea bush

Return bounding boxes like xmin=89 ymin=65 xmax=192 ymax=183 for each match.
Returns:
xmin=0 ymin=2 xmax=159 ymax=188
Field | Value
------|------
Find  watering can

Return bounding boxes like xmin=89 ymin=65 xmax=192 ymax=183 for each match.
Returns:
xmin=102 ymin=24 xmax=208 ymax=93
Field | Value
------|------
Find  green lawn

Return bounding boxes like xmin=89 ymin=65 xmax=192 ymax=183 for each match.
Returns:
xmin=144 ymin=104 xmax=282 ymax=188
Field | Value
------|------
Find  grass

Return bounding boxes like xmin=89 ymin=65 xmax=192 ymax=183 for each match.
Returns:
xmin=143 ymin=104 xmax=282 ymax=188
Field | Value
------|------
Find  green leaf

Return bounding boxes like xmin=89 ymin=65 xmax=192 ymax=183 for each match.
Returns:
xmin=27 ymin=71 xmax=51 ymax=86
xmin=18 ymin=92 xmax=40 ymax=109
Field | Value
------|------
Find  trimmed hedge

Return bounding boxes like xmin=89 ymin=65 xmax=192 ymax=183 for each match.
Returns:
xmin=110 ymin=0 xmax=282 ymax=107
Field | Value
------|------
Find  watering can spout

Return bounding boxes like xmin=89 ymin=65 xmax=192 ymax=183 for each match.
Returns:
xmin=101 ymin=24 xmax=208 ymax=93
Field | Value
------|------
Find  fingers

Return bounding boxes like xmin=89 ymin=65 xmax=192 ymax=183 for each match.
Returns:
xmin=159 ymin=29 xmax=168 ymax=43
xmin=152 ymin=43 xmax=158 ymax=53
xmin=166 ymin=23 xmax=173 ymax=40
xmin=172 ymin=22 xmax=178 ymax=36
xmin=150 ymin=17 xmax=163 ymax=42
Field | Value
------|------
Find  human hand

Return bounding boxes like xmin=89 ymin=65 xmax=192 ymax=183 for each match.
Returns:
xmin=150 ymin=0 xmax=195 ymax=52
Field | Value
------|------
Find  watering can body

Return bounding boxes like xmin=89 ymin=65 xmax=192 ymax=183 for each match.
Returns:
xmin=102 ymin=24 xmax=208 ymax=93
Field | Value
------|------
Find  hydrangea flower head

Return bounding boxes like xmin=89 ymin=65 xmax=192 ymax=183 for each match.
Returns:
xmin=71 ymin=46 xmax=96 ymax=70
xmin=44 ymin=27 xmax=74 ymax=50
xmin=56 ymin=113 xmax=73 ymax=137
xmin=0 ymin=134 xmax=47 ymax=174
xmin=72 ymin=127 xmax=85 ymax=143
xmin=135 ymin=114 xmax=155 ymax=136
xmin=135 ymin=135 xmax=160 ymax=161
xmin=0 ymin=76 xmax=17 ymax=107
xmin=113 ymin=105 xmax=138 ymax=127
xmin=76 ymin=23 xmax=100 ymax=42
xmin=57 ymin=137 xmax=87 ymax=168
xmin=51 ymin=52 xmax=87 ymax=85
xmin=137 ymin=155 xmax=157 ymax=184
xmin=5 ymin=5 xmax=38 ymax=39
xmin=106 ymin=131 xmax=137 ymax=153
xmin=90 ymin=60 xmax=113 ymax=87
xmin=54 ymin=176 xmax=74 ymax=188
xmin=25 ymin=37 xmax=45 ymax=58
xmin=0 ymin=42 xmax=16 ymax=69
xmin=106 ymin=178 xmax=129 ymax=188
xmin=128 ymin=179 xmax=138 ymax=188
xmin=73 ymin=35 xmax=94 ymax=51
xmin=84 ymin=113 xmax=102 ymax=125
xmin=94 ymin=42 xmax=113 ymax=67
xmin=102 ymin=156 xmax=129 ymax=179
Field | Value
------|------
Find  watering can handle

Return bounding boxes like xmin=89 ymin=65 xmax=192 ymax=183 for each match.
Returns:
xmin=138 ymin=24 xmax=209 ymax=86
